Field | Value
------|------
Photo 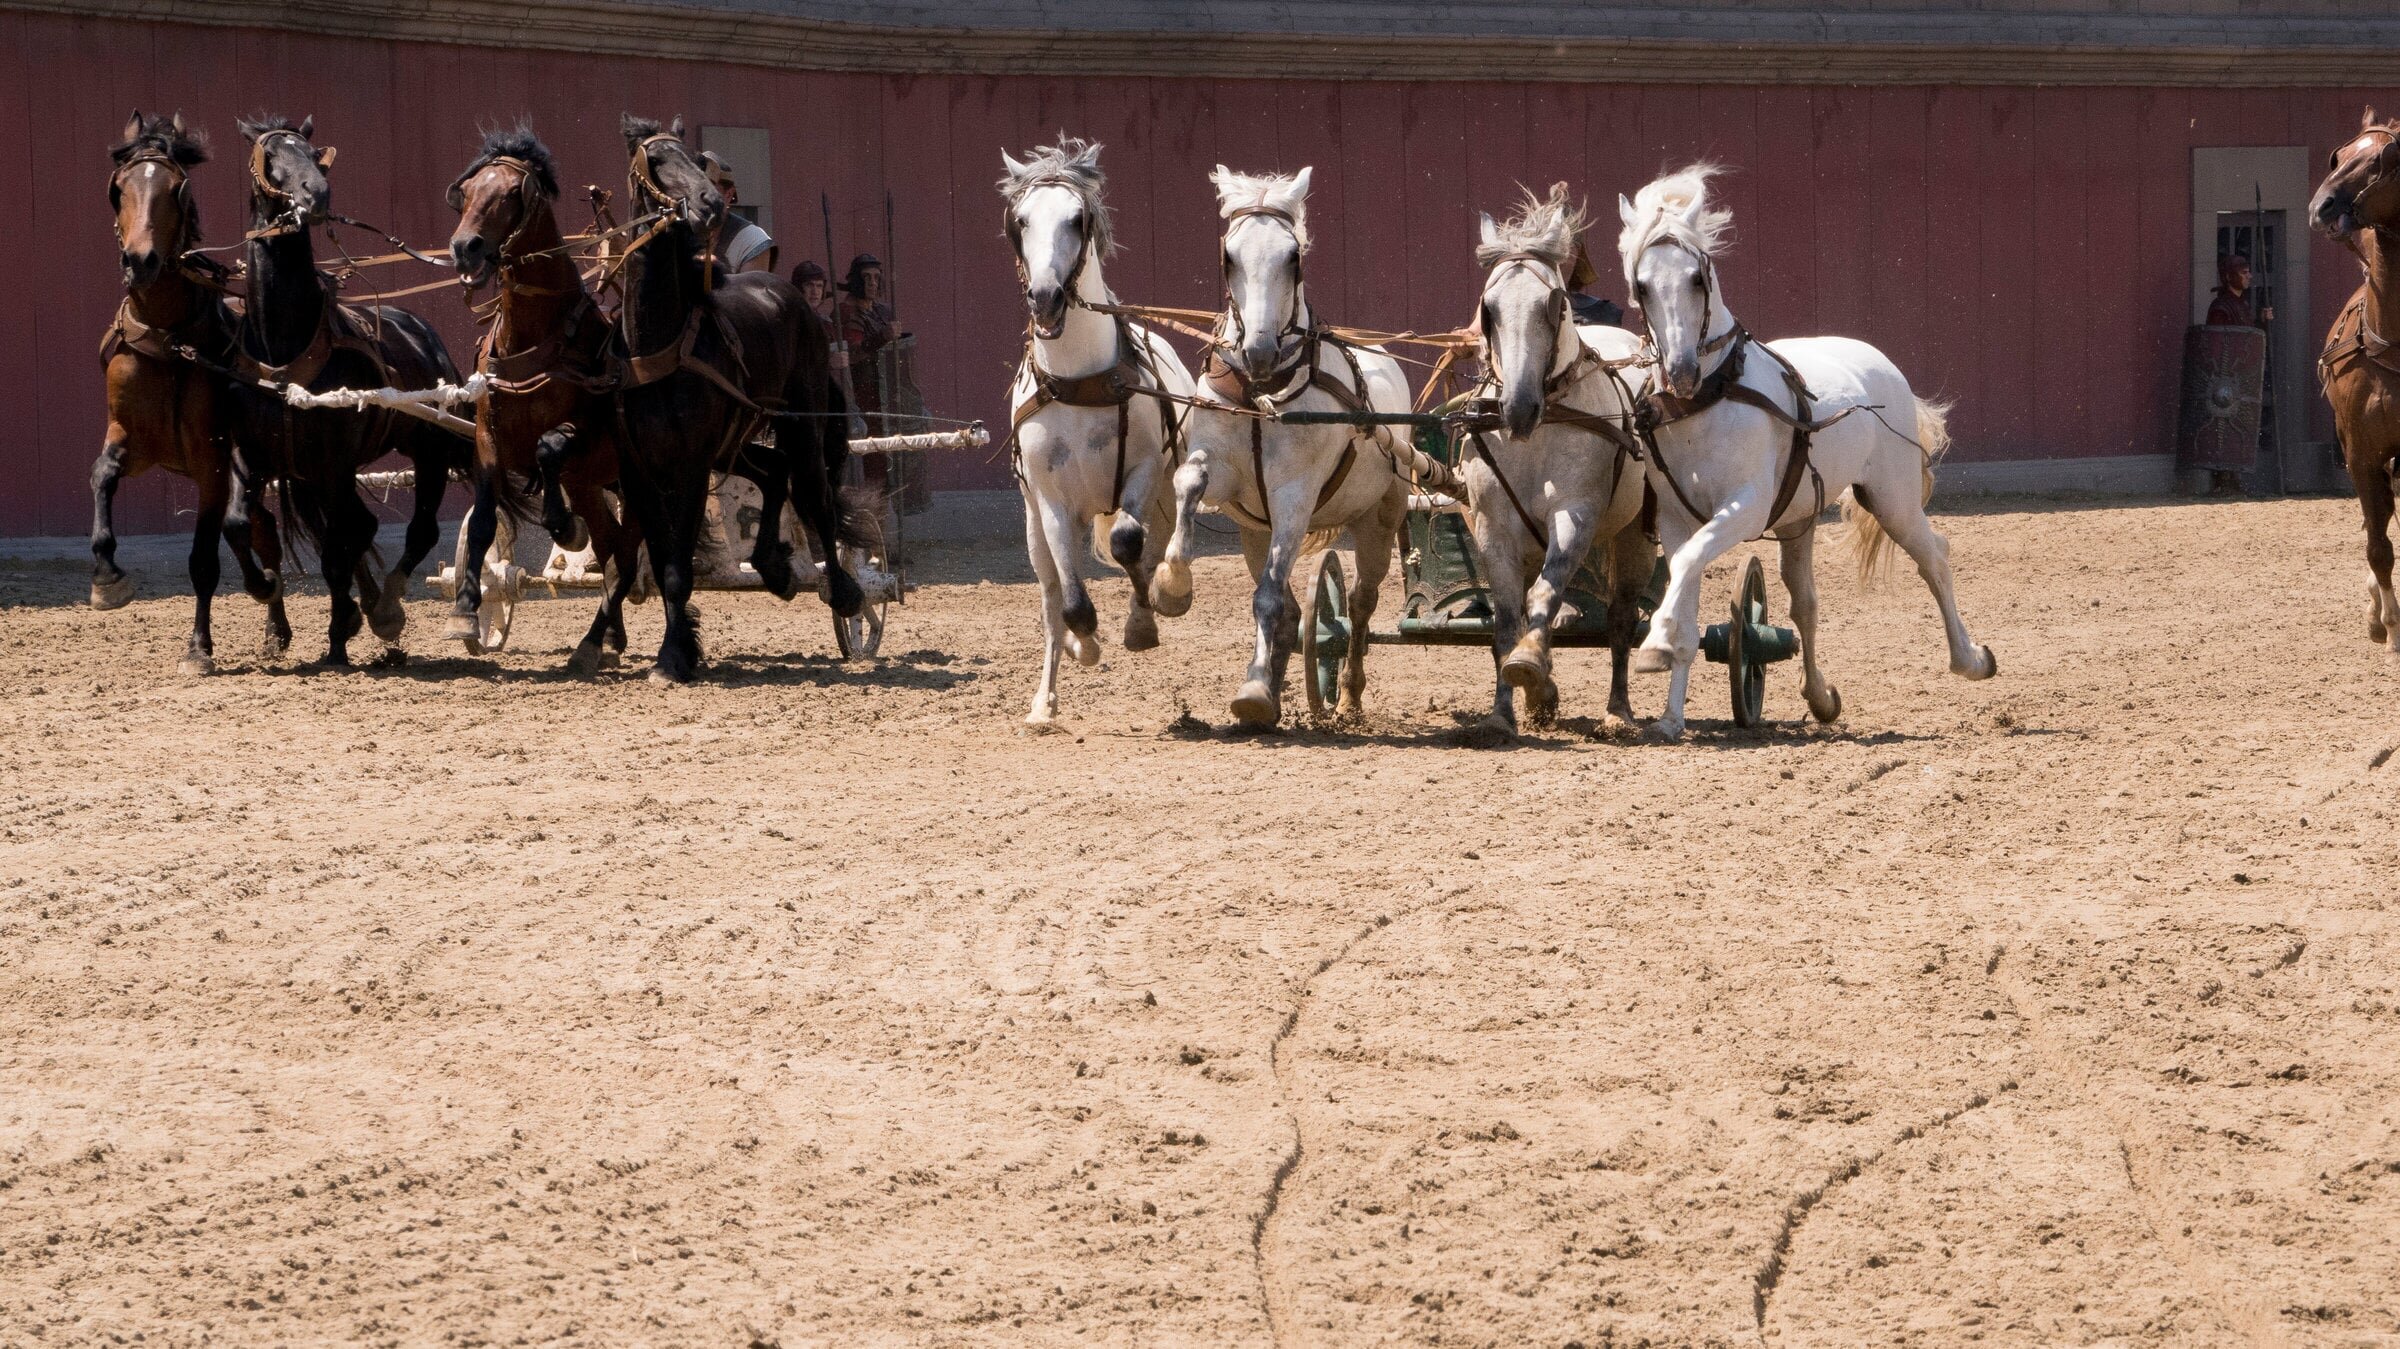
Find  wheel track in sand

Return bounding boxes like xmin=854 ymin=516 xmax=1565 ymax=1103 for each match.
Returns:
xmin=1253 ymin=883 xmax=1472 ymax=1348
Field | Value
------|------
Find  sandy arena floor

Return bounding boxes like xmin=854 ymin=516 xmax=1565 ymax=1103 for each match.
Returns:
xmin=1 ymin=494 xmax=2397 ymax=1347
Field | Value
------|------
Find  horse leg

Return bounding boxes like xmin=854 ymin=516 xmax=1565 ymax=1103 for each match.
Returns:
xmin=1022 ymin=493 xmax=1070 ymax=726
xmin=90 ymin=436 xmax=135 ymax=609
xmin=1340 ymin=488 xmax=1401 ymax=721
xmin=1154 ymin=454 xmax=1211 ymax=619
xmin=641 ymin=470 xmax=707 ymax=684
xmin=1777 ymin=525 xmax=1841 ymax=723
xmin=743 ymin=430 xmax=799 ymax=602
xmin=370 ymin=442 xmax=446 ymax=642
xmin=1856 ymin=473 xmax=1996 ymax=679
xmin=1508 ymin=508 xmax=1596 ymax=728
xmin=566 ymin=477 xmax=632 ymax=675
xmin=448 ymin=473 xmax=499 ymax=643
xmin=243 ymin=478 xmax=293 ymax=659
xmin=2354 ymin=446 xmax=2400 ymax=651
xmin=1601 ymin=522 xmax=1651 ymax=728
xmin=785 ymin=424 xmax=865 ymax=618
xmin=1466 ymin=486 xmax=1531 ymax=736
xmin=1641 ymin=491 xmax=1766 ymax=742
xmin=1231 ymin=504 xmax=1309 ymax=728
xmin=219 ymin=443 xmax=274 ymax=603
xmin=1029 ymin=477 xmax=1101 ymax=668
xmin=311 ymin=486 xmax=363 ymax=667
xmin=1116 ymin=455 xmax=1163 ymax=652
xmin=535 ymin=424 xmax=590 ymax=550
xmin=181 ymin=462 xmax=230 ymax=676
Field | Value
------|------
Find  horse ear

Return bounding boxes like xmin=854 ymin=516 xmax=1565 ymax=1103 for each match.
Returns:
xmin=1069 ymin=138 xmax=1102 ymax=170
xmin=169 ymin=112 xmax=184 ymax=134
xmin=316 ymin=144 xmax=338 ymax=169
xmin=122 ymin=110 xmax=144 ymax=143
xmin=1618 ymin=193 xmax=1638 ymax=228
xmin=1479 ymin=212 xmax=1500 ymax=249
xmin=297 ymin=115 xmax=313 ymax=139
xmin=2367 ymin=105 xmax=2383 ymax=130
xmin=1000 ymin=149 xmax=1026 ymax=177
xmin=669 ymin=116 xmax=685 ymax=140
xmin=1290 ymin=166 xmax=1313 ymax=200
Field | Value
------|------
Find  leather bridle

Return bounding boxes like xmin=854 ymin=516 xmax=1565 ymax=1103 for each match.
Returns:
xmin=1004 ymin=177 xmax=1098 ymax=337
xmin=246 ymin=128 xmax=331 ymax=237
xmin=1632 ymin=232 xmax=1741 ymax=377
xmin=110 ymin=150 xmax=194 ymax=254
xmin=1219 ymin=204 xmax=1310 ymax=374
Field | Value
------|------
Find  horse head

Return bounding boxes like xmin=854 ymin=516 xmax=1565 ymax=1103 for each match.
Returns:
xmin=1619 ymin=165 xmax=1732 ymax=400
xmin=1000 ymin=137 xmax=1111 ymax=340
xmin=110 ymin=109 xmax=206 ymax=289
xmin=236 ymin=114 xmax=332 ymax=232
xmin=621 ymin=115 xmax=722 ymax=233
xmin=2313 ymin=107 xmax=2400 ymax=243
xmin=1213 ymin=165 xmax=1312 ymax=380
xmin=1477 ymin=183 xmax=1586 ymax=439
xmin=447 ymin=125 xmax=561 ymax=288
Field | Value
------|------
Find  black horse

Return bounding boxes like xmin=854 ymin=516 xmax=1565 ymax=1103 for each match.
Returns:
xmin=221 ymin=115 xmax=464 ymax=666
xmin=610 ymin=114 xmax=867 ymax=682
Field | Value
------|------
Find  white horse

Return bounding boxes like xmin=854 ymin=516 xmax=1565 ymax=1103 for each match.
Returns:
xmin=1463 ymin=184 xmax=1654 ymax=737
xmin=1159 ymin=166 xmax=1450 ymax=726
xmin=1617 ymin=165 xmax=1996 ymax=741
xmin=999 ymin=138 xmax=1197 ymax=726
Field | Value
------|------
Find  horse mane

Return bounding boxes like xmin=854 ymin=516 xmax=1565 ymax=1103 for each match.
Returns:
xmin=621 ymin=114 xmax=664 ymax=142
xmin=235 ymin=113 xmax=301 ymax=140
xmin=111 ymin=112 xmax=208 ymax=168
xmin=1211 ymin=166 xmax=1310 ymax=251
xmin=461 ymin=123 xmax=560 ymax=198
xmin=1478 ymin=181 xmax=1587 ymax=270
xmin=1617 ymin=163 xmax=1734 ymax=280
xmin=996 ymin=136 xmax=1114 ymax=257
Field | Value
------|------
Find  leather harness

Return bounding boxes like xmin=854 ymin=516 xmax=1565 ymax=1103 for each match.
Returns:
xmin=1628 ymin=234 xmax=1860 ymax=540
xmin=1459 ymin=250 xmax=1648 ymax=549
xmin=1006 ymin=316 xmax=1181 ymax=502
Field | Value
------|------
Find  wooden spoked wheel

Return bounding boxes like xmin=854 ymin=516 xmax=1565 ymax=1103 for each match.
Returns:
xmin=1300 ymin=550 xmax=1350 ymax=716
xmin=1727 ymin=555 xmax=1770 ymax=728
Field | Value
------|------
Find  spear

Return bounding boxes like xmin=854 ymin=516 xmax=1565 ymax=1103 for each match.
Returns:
xmin=884 ymin=189 xmax=897 ymax=317
xmin=2257 ymin=181 xmax=2281 ymax=492
xmin=820 ymin=191 xmax=837 ymax=284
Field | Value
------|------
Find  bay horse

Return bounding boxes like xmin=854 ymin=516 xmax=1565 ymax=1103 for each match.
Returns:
xmin=1616 ymin=165 xmax=1994 ymax=740
xmin=445 ymin=126 xmax=643 ymax=673
xmin=221 ymin=115 xmax=463 ymax=666
xmin=1161 ymin=166 xmax=1453 ymax=727
xmin=611 ymin=114 xmax=865 ymax=683
xmin=1464 ymin=183 xmax=1653 ymax=737
xmin=94 ymin=110 xmax=291 ymax=671
xmin=2309 ymin=107 xmax=2400 ymax=653
xmin=997 ymin=136 xmax=1196 ymax=726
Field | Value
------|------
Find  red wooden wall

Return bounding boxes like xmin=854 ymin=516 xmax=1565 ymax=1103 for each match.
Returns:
xmin=5 ymin=9 xmax=2397 ymax=536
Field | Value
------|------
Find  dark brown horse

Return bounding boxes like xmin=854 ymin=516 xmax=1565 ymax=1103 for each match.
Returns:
xmin=94 ymin=110 xmax=291 ymax=671
xmin=611 ymin=114 xmax=867 ymax=683
xmin=445 ymin=126 xmax=643 ymax=673
xmin=221 ymin=115 xmax=464 ymax=666
xmin=2311 ymin=108 xmax=2400 ymax=653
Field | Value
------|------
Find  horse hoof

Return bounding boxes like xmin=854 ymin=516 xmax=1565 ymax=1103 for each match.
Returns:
xmin=368 ymin=601 xmax=407 ymax=644
xmin=178 ymin=652 xmax=215 ymax=678
xmin=445 ymin=612 xmax=480 ymax=641
xmin=262 ymin=630 xmax=290 ymax=661
xmin=1152 ymin=569 xmax=1194 ymax=619
xmin=1641 ymin=718 xmax=1685 ymax=744
xmin=646 ymin=666 xmax=690 ymax=687
xmin=2374 ymin=620 xmax=2390 ymax=645
xmin=1465 ymin=714 xmax=1517 ymax=748
xmin=1808 ymin=685 xmax=1844 ymax=724
xmin=1067 ymin=633 xmax=1102 ymax=668
xmin=1230 ymin=683 xmax=1280 ymax=727
xmin=1020 ymin=716 xmax=1069 ymax=737
xmin=1500 ymin=654 xmax=1553 ymax=697
xmin=567 ymin=643 xmax=603 ymax=678
xmin=1123 ymin=613 xmax=1160 ymax=652
xmin=91 ymin=574 xmax=135 ymax=610
xmin=1954 ymin=644 xmax=1997 ymax=680
xmin=1631 ymin=646 xmax=1673 ymax=675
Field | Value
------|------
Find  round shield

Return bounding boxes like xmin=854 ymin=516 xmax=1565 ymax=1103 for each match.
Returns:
xmin=2176 ymin=324 xmax=2266 ymax=471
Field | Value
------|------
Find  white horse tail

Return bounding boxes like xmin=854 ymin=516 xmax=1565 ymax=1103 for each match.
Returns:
xmin=1842 ymin=394 xmax=1950 ymax=586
